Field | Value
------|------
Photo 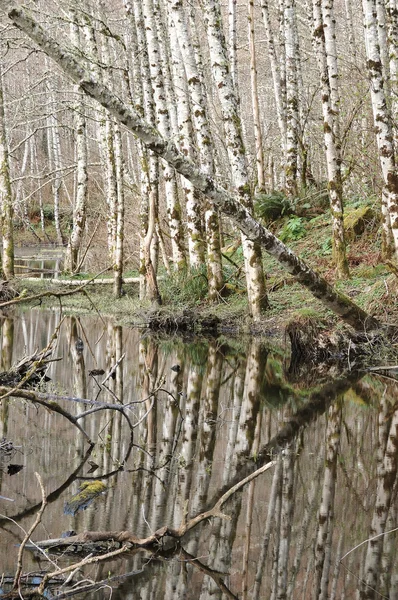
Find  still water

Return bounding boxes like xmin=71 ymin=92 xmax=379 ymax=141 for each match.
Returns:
xmin=0 ymin=309 xmax=397 ymax=599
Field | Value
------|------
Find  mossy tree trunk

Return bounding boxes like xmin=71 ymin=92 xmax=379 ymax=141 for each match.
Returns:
xmin=64 ymin=11 xmax=88 ymax=275
xmin=7 ymin=4 xmax=382 ymax=331
xmin=202 ymin=0 xmax=269 ymax=317
xmin=313 ymin=0 xmax=350 ymax=279
xmin=143 ymin=0 xmax=186 ymax=272
xmin=0 ymin=63 xmax=13 ymax=279
xmin=168 ymin=0 xmax=223 ymax=299
xmin=284 ymin=0 xmax=299 ymax=197
xmin=363 ymin=0 xmax=398 ymax=260
xmin=248 ymin=0 xmax=266 ymax=192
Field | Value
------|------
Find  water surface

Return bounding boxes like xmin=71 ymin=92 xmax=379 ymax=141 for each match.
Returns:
xmin=0 ymin=309 xmax=397 ymax=599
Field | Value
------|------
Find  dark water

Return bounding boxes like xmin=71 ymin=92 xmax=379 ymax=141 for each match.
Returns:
xmin=0 ymin=309 xmax=397 ymax=599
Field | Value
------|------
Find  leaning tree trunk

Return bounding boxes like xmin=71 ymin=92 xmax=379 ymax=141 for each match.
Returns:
xmin=313 ymin=0 xmax=349 ymax=279
xmin=202 ymin=0 xmax=269 ymax=318
xmin=0 ymin=64 xmax=13 ymax=279
xmin=7 ymin=4 xmax=383 ymax=332
xmin=363 ymin=0 xmax=398 ymax=260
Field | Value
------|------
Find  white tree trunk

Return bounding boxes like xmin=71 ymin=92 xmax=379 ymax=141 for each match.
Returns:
xmin=248 ymin=0 xmax=266 ymax=191
xmin=261 ymin=0 xmax=287 ymax=154
xmin=143 ymin=0 xmax=186 ymax=270
xmin=167 ymin=6 xmax=204 ymax=268
xmin=65 ymin=12 xmax=88 ymax=274
xmin=284 ymin=0 xmax=299 ymax=195
xmin=202 ymin=0 xmax=268 ymax=317
xmin=0 ymin=65 xmax=13 ymax=278
xmin=363 ymin=0 xmax=398 ymax=259
xmin=313 ymin=0 xmax=349 ymax=278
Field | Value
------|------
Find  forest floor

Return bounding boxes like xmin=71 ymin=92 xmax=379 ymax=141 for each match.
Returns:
xmin=11 ymin=206 xmax=398 ymax=345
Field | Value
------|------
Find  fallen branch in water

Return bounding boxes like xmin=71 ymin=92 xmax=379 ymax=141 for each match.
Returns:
xmin=32 ymin=460 xmax=277 ymax=554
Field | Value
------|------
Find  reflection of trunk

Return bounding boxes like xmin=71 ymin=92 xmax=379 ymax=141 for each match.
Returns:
xmin=361 ymin=405 xmax=398 ymax=599
xmin=204 ymin=340 xmax=264 ymax=598
xmin=190 ymin=343 xmax=222 ymax=557
xmin=253 ymin=458 xmax=283 ymax=600
xmin=313 ymin=401 xmax=342 ymax=600
xmin=1 ymin=317 xmax=14 ymax=371
xmin=277 ymin=441 xmax=295 ymax=600
xmin=174 ymin=358 xmax=204 ymax=525
xmin=68 ymin=317 xmax=87 ymax=458
xmin=287 ymin=458 xmax=323 ymax=598
xmin=380 ymin=499 xmax=397 ymax=596
xmin=271 ymin=483 xmax=283 ymax=600
xmin=150 ymin=352 xmax=182 ymax=529
xmin=139 ymin=339 xmax=158 ymax=525
xmin=68 ymin=317 xmax=87 ymax=401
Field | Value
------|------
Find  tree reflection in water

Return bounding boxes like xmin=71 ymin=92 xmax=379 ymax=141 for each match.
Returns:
xmin=0 ymin=310 xmax=397 ymax=599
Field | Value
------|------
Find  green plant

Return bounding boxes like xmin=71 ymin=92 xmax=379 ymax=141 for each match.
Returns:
xmin=254 ymin=192 xmax=293 ymax=222
xmin=320 ymin=237 xmax=332 ymax=255
xmin=160 ymin=265 xmax=208 ymax=305
xmin=279 ymin=216 xmax=307 ymax=242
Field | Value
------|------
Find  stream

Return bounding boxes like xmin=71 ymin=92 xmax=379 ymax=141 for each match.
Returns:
xmin=0 ymin=308 xmax=397 ymax=599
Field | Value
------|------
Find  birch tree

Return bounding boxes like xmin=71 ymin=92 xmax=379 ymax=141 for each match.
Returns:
xmin=64 ymin=10 xmax=88 ymax=274
xmin=168 ymin=0 xmax=224 ymax=299
xmin=0 ymin=61 xmax=13 ymax=278
xmin=126 ymin=0 xmax=162 ymax=304
xmin=142 ymin=0 xmax=186 ymax=271
xmin=284 ymin=0 xmax=299 ymax=196
xmin=313 ymin=0 xmax=350 ymax=278
xmin=248 ymin=0 xmax=266 ymax=192
xmin=363 ymin=0 xmax=398 ymax=259
xmin=202 ymin=0 xmax=269 ymax=317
